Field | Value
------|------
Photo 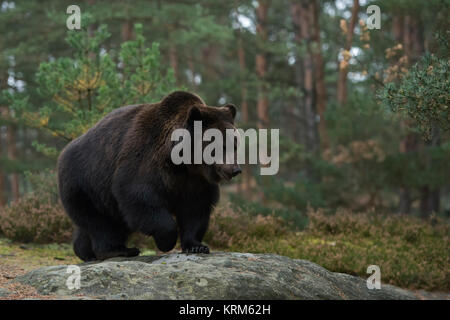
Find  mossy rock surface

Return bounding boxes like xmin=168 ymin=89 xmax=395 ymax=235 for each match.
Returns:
xmin=12 ymin=252 xmax=419 ymax=300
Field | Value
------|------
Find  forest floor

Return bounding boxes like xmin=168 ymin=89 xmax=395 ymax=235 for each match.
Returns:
xmin=0 ymin=235 xmax=449 ymax=300
xmin=0 ymin=238 xmax=80 ymax=299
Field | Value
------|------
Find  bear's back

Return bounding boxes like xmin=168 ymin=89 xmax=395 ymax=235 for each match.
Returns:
xmin=57 ymin=104 xmax=145 ymax=190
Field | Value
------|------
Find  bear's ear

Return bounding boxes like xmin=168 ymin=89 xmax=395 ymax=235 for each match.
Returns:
xmin=225 ymin=104 xmax=236 ymax=120
xmin=185 ymin=106 xmax=202 ymax=128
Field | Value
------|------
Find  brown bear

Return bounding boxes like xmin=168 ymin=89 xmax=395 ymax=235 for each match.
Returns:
xmin=57 ymin=91 xmax=241 ymax=261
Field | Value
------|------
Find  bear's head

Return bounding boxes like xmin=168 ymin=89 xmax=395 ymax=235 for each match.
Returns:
xmin=173 ymin=101 xmax=242 ymax=184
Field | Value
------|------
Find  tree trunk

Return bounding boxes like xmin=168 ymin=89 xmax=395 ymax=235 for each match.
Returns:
xmin=0 ymin=125 xmax=5 ymax=208
xmin=396 ymin=14 xmax=437 ymax=216
xmin=255 ymin=0 xmax=270 ymax=202
xmin=395 ymin=14 xmax=414 ymax=214
xmin=0 ymin=107 xmax=20 ymax=202
xmin=87 ymin=1 xmax=98 ymax=60
xmin=7 ymin=119 xmax=19 ymax=201
xmin=420 ymin=187 xmax=440 ymax=218
xmin=402 ymin=15 xmax=413 ymax=59
xmin=237 ymin=32 xmax=251 ymax=194
xmin=188 ymin=56 xmax=197 ymax=89
xmin=398 ymin=127 xmax=418 ymax=214
xmin=237 ymin=35 xmax=248 ymax=124
xmin=256 ymin=0 xmax=269 ymax=129
xmin=291 ymin=1 xmax=319 ymax=155
xmin=300 ymin=5 xmax=318 ymax=154
xmin=169 ymin=45 xmax=179 ymax=83
xmin=168 ymin=23 xmax=179 ymax=84
xmin=420 ymin=126 xmax=441 ymax=217
xmin=310 ymin=0 xmax=329 ymax=150
xmin=121 ymin=20 xmax=134 ymax=41
xmin=202 ymin=44 xmax=219 ymax=84
xmin=337 ymin=0 xmax=359 ymax=105
xmin=398 ymin=188 xmax=412 ymax=215
xmin=0 ymin=75 xmax=6 ymax=207
xmin=392 ymin=16 xmax=403 ymax=42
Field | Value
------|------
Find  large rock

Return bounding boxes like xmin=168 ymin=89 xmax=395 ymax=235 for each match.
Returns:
xmin=13 ymin=252 xmax=417 ymax=300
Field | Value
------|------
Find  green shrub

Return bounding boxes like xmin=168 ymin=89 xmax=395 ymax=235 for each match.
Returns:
xmin=380 ymin=54 xmax=449 ymax=140
xmin=304 ymin=208 xmax=450 ymax=290
xmin=228 ymin=194 xmax=309 ymax=230
xmin=204 ymin=205 xmax=288 ymax=249
xmin=201 ymin=205 xmax=450 ymax=291
xmin=0 ymin=171 xmax=73 ymax=243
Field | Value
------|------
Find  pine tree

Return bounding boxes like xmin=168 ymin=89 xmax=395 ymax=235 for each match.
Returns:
xmin=4 ymin=22 xmax=176 ymax=158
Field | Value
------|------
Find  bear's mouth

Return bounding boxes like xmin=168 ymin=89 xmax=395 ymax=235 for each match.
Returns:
xmin=216 ymin=170 xmax=233 ymax=182
xmin=216 ymin=166 xmax=242 ymax=182
xmin=220 ymin=172 xmax=233 ymax=181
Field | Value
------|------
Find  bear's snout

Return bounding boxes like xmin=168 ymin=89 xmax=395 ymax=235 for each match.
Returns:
xmin=231 ymin=166 xmax=242 ymax=177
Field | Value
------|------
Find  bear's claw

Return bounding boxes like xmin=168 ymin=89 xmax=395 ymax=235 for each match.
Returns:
xmin=183 ymin=245 xmax=210 ymax=254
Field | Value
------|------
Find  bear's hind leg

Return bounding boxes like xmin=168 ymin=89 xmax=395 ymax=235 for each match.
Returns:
xmin=62 ymin=189 xmax=139 ymax=260
xmin=87 ymin=216 xmax=140 ymax=260
xmin=73 ymin=228 xmax=96 ymax=261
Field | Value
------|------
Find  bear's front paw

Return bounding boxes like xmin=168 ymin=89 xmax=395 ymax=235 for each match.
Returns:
xmin=183 ymin=245 xmax=210 ymax=254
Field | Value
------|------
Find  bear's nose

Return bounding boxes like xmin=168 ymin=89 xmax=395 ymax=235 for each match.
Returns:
xmin=232 ymin=167 xmax=242 ymax=177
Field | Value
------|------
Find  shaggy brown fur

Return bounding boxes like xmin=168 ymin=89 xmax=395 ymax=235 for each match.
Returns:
xmin=58 ymin=91 xmax=240 ymax=261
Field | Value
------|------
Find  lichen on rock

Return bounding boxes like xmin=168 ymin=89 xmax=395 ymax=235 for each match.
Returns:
xmin=12 ymin=252 xmax=418 ymax=300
